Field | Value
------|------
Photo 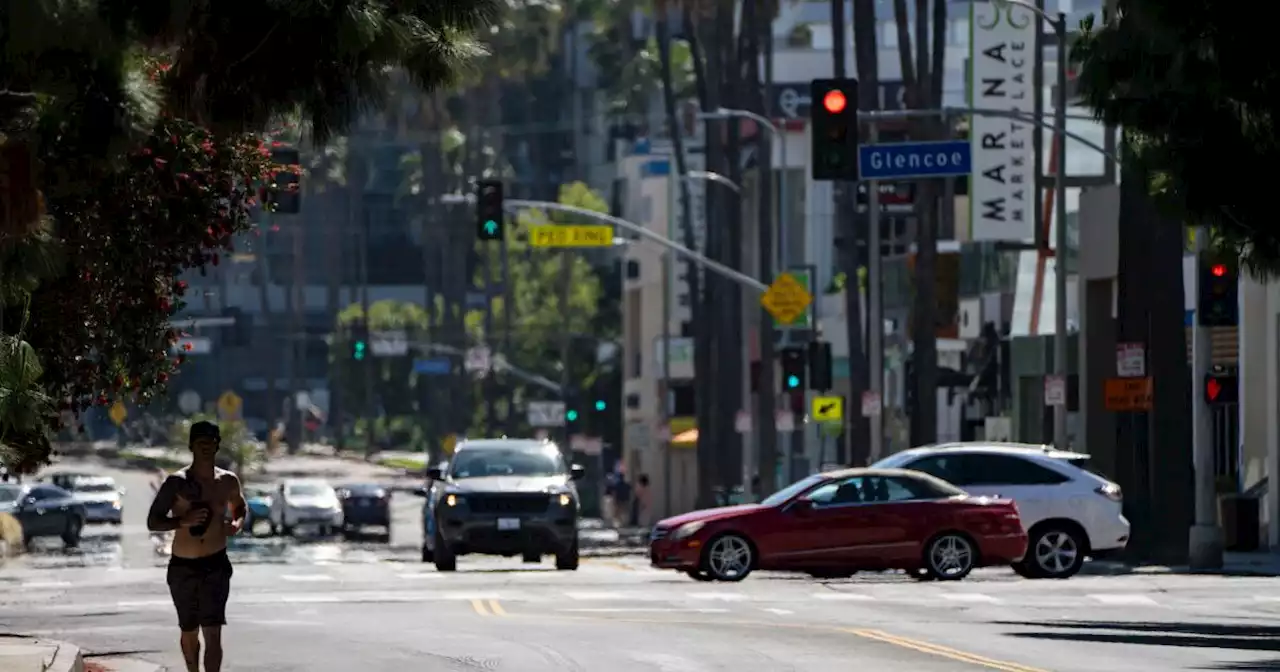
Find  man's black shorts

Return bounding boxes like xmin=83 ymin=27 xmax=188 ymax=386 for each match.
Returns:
xmin=166 ymin=549 xmax=233 ymax=631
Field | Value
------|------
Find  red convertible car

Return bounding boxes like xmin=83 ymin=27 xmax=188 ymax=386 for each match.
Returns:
xmin=650 ymin=468 xmax=1027 ymax=582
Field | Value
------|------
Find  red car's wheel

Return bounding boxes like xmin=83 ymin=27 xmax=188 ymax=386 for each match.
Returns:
xmin=700 ymin=533 xmax=754 ymax=582
xmin=923 ymin=532 xmax=977 ymax=581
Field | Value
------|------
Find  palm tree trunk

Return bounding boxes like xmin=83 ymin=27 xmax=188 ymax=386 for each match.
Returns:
xmin=326 ymin=162 xmax=344 ymax=450
xmin=752 ymin=2 xmax=780 ymax=495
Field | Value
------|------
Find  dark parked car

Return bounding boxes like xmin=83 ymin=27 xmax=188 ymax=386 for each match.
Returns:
xmin=650 ymin=468 xmax=1028 ymax=582
xmin=415 ymin=438 xmax=585 ymax=571
xmin=0 ymin=483 xmax=87 ymax=547
xmin=336 ymin=483 xmax=391 ymax=539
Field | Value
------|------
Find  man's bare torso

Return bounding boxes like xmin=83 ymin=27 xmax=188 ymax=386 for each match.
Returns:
xmin=167 ymin=467 xmax=237 ymax=559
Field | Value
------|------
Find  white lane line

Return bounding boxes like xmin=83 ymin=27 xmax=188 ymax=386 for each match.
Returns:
xmin=560 ymin=607 xmax=730 ymax=614
xmin=564 ymin=591 xmax=635 ymax=601
xmin=762 ymin=608 xmax=794 ymax=615
xmin=941 ymin=593 xmax=1000 ymax=603
xmin=813 ymin=592 xmax=876 ymax=601
xmin=688 ymin=592 xmax=748 ymax=601
xmin=279 ymin=595 xmax=343 ymax=604
xmin=1089 ymin=594 xmax=1161 ymax=606
xmin=395 ymin=572 xmax=442 ymax=579
xmin=20 ymin=580 xmax=73 ymax=589
xmin=280 ymin=574 xmax=335 ymax=582
xmin=1252 ymin=596 xmax=1280 ymax=602
xmin=117 ymin=599 xmax=171 ymax=608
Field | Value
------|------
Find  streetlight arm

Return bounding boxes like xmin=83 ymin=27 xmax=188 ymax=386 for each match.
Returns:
xmin=698 ymin=108 xmax=780 ymax=139
xmin=685 ymin=170 xmax=742 ymax=193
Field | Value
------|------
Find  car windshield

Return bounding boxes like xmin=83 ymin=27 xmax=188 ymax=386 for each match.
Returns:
xmin=287 ymin=484 xmax=331 ymax=497
xmin=450 ymin=449 xmax=565 ymax=479
xmin=0 ymin=485 xmax=21 ymax=503
xmin=245 ymin=487 xmax=272 ymax=498
xmin=760 ymin=475 xmax=827 ymax=507
xmin=73 ymin=481 xmax=117 ymax=493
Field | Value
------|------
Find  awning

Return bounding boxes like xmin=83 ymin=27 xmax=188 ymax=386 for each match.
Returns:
xmin=672 ymin=429 xmax=698 ymax=445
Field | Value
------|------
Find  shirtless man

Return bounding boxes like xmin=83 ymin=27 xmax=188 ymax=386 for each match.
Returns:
xmin=146 ymin=421 xmax=247 ymax=672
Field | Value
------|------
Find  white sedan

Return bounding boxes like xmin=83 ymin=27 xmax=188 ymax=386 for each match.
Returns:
xmin=269 ymin=479 xmax=344 ymax=537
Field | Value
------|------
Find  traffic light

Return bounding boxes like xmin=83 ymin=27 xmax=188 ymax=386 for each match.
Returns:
xmin=476 ymin=179 xmax=504 ymax=241
xmin=566 ymin=409 xmax=579 ymax=423
xmin=807 ymin=340 xmax=833 ymax=391
xmin=594 ymin=399 xmax=606 ymax=412
xmin=780 ymin=347 xmax=806 ymax=391
xmin=809 ymin=78 xmax=859 ymax=181
xmin=1204 ymin=371 xmax=1239 ymax=405
xmin=350 ymin=321 xmax=369 ymax=361
xmin=265 ymin=144 xmax=301 ymax=214
xmin=1197 ymin=253 xmax=1238 ymax=327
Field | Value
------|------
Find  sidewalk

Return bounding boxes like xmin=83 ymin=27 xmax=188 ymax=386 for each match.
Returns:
xmin=1085 ymin=550 xmax=1280 ymax=577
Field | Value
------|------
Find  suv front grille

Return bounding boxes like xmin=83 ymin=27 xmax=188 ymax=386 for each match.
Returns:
xmin=467 ymin=494 xmax=550 ymax=515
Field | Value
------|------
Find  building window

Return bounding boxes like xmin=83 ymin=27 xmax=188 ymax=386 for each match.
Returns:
xmin=626 ymin=393 xmax=641 ymax=409
xmin=626 ymin=260 xmax=640 ymax=279
xmin=678 ymin=293 xmax=690 ymax=307
xmin=680 ymin=321 xmax=693 ymax=337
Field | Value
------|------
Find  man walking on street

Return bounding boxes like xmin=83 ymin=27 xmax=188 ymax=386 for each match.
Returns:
xmin=146 ymin=421 xmax=247 ymax=672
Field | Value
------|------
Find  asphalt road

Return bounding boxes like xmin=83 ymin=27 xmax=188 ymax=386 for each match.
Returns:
xmin=1 ymin=555 xmax=1278 ymax=670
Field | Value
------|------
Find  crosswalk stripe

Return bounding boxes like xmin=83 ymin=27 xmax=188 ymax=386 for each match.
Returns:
xmin=940 ymin=593 xmax=1000 ymax=603
xmin=395 ymin=572 xmax=443 ymax=579
xmin=689 ymin=592 xmax=748 ymax=601
xmin=813 ymin=592 xmax=876 ymax=601
xmin=1088 ymin=594 xmax=1161 ymax=606
xmin=565 ymin=591 xmax=631 ymax=600
xmin=280 ymin=574 xmax=335 ymax=582
xmin=21 ymin=581 xmax=73 ymax=589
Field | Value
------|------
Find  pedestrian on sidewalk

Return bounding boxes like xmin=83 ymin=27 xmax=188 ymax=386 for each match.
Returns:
xmin=630 ymin=474 xmax=651 ymax=527
xmin=611 ymin=472 xmax=633 ymax=528
xmin=146 ymin=421 xmax=248 ymax=672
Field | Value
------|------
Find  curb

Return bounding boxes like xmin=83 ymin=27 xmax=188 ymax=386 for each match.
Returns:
xmin=0 ymin=637 xmax=84 ymax=672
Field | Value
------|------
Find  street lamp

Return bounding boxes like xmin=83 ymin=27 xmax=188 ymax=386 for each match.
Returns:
xmin=696 ymin=108 xmax=788 ymax=270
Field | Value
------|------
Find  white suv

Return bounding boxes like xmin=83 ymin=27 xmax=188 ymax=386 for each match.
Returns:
xmin=873 ymin=442 xmax=1129 ymax=579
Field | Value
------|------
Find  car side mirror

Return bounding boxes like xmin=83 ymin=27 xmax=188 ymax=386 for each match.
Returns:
xmin=20 ymin=497 xmax=38 ymax=511
xmin=790 ymin=499 xmax=815 ymax=515
xmin=570 ymin=464 xmax=586 ymax=481
xmin=425 ymin=467 xmax=443 ymax=481
xmin=411 ymin=486 xmax=429 ymax=498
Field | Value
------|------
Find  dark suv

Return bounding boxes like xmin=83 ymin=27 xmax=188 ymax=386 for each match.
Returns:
xmin=415 ymin=438 xmax=585 ymax=571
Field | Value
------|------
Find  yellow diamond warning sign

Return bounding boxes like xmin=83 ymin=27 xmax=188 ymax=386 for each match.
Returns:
xmin=761 ymin=272 xmax=813 ymax=326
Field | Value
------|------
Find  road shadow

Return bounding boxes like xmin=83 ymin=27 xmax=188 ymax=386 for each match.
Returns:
xmin=998 ymin=620 xmax=1280 ymax=669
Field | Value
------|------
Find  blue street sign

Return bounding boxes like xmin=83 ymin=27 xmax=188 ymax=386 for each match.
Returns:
xmin=413 ymin=357 xmax=451 ymax=375
xmin=857 ymin=140 xmax=972 ymax=180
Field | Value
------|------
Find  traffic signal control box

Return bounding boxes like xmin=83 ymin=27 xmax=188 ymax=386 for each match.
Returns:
xmin=476 ymin=180 xmax=504 ymax=241
xmin=1197 ymin=253 xmax=1238 ymax=327
xmin=809 ymin=78 xmax=860 ymax=181
xmin=780 ymin=347 xmax=807 ymax=391
xmin=266 ymin=145 xmax=302 ymax=214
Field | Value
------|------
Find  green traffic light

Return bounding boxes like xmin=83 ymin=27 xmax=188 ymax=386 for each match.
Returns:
xmin=483 ymin=220 xmax=498 ymax=237
xmin=594 ymin=400 xmax=606 ymax=411
xmin=786 ymin=374 xmax=800 ymax=388
xmin=566 ymin=410 xmax=578 ymax=422
xmin=353 ymin=341 xmax=367 ymax=360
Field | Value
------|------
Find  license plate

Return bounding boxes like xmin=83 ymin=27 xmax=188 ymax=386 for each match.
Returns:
xmin=497 ymin=518 xmax=520 ymax=531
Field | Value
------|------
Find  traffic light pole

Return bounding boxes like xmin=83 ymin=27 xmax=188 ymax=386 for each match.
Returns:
xmin=865 ymin=123 xmax=884 ymax=462
xmin=1189 ymin=227 xmax=1224 ymax=569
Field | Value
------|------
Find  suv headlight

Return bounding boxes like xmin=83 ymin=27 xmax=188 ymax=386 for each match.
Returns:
xmin=445 ymin=494 xmax=461 ymax=507
xmin=672 ymin=521 xmax=705 ymax=540
xmin=556 ymin=493 xmax=573 ymax=507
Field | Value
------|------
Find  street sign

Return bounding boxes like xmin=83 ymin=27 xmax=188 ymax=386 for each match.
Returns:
xmin=734 ymin=410 xmax=752 ymax=433
xmin=294 ymin=391 xmax=311 ymax=411
xmin=173 ymin=337 xmax=212 ymax=355
xmin=761 ymin=271 xmax=813 ymax=327
xmin=571 ymin=435 xmax=603 ymax=455
xmin=217 ymin=391 xmax=243 ymax=420
xmin=1105 ymin=377 xmax=1152 ymax=411
xmin=177 ymin=390 xmax=201 ymax=415
xmin=464 ymin=346 xmax=491 ymax=373
xmin=528 ymin=225 xmax=614 ymax=248
xmin=527 ymin=401 xmax=567 ymax=428
xmin=108 ymin=401 xmax=127 ymax=426
xmin=413 ymin=358 xmax=451 ymax=375
xmin=1044 ymin=375 xmax=1066 ymax=407
xmin=1116 ymin=343 xmax=1145 ymax=378
xmin=811 ymin=396 xmax=844 ymax=423
xmin=858 ymin=140 xmax=972 ymax=180
xmin=442 ymin=433 xmax=458 ymax=456
xmin=861 ymin=391 xmax=882 ymax=418
xmin=370 ymin=330 xmax=408 ymax=357
xmin=775 ymin=410 xmax=795 ymax=433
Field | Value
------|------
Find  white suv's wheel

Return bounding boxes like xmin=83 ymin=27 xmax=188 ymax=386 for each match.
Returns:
xmin=1027 ymin=525 xmax=1085 ymax=579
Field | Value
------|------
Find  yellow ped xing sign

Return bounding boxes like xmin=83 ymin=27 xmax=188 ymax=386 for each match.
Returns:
xmin=217 ymin=391 xmax=243 ymax=419
xmin=108 ymin=401 xmax=127 ymax=426
xmin=811 ymin=395 xmax=844 ymax=423
xmin=528 ymin=225 xmax=614 ymax=248
xmin=761 ymin=271 xmax=813 ymax=326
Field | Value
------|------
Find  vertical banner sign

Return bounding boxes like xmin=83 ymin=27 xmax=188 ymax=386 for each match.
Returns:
xmin=969 ymin=0 xmax=1038 ymax=241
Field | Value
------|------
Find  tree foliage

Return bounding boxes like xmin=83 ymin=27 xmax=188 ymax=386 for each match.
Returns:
xmin=1072 ymin=1 xmax=1280 ymax=271
xmin=0 ymin=0 xmax=500 ymax=470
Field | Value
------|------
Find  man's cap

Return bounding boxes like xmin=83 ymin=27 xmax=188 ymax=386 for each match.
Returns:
xmin=189 ymin=421 xmax=221 ymax=442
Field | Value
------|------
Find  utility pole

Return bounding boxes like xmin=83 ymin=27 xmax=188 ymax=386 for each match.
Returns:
xmin=287 ymin=220 xmax=305 ymax=452
xmin=360 ymin=207 xmax=376 ymax=452
xmin=501 ymin=226 xmax=516 ymax=435
xmin=1189 ymin=227 xmax=1224 ymax=569
xmin=557 ymin=248 xmax=574 ymax=452
xmin=483 ymin=232 xmax=497 ymax=435
xmin=1051 ymin=11 xmax=1070 ymax=451
xmin=866 ymin=123 xmax=884 ymax=461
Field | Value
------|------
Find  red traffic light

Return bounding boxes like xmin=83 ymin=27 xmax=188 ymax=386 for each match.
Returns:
xmin=822 ymin=89 xmax=848 ymax=114
xmin=1211 ymin=263 xmax=1227 ymax=277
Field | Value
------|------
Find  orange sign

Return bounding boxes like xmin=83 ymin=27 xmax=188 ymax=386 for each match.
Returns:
xmin=1104 ymin=377 xmax=1152 ymax=412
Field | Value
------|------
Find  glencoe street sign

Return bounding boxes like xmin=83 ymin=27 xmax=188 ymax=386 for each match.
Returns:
xmin=858 ymin=140 xmax=972 ymax=180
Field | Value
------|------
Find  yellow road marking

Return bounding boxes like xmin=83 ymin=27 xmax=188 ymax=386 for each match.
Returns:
xmin=846 ymin=629 xmax=1049 ymax=672
xmin=487 ymin=600 xmax=507 ymax=616
xmin=527 ymin=613 xmax=1048 ymax=671
xmin=470 ymin=599 xmax=489 ymax=616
